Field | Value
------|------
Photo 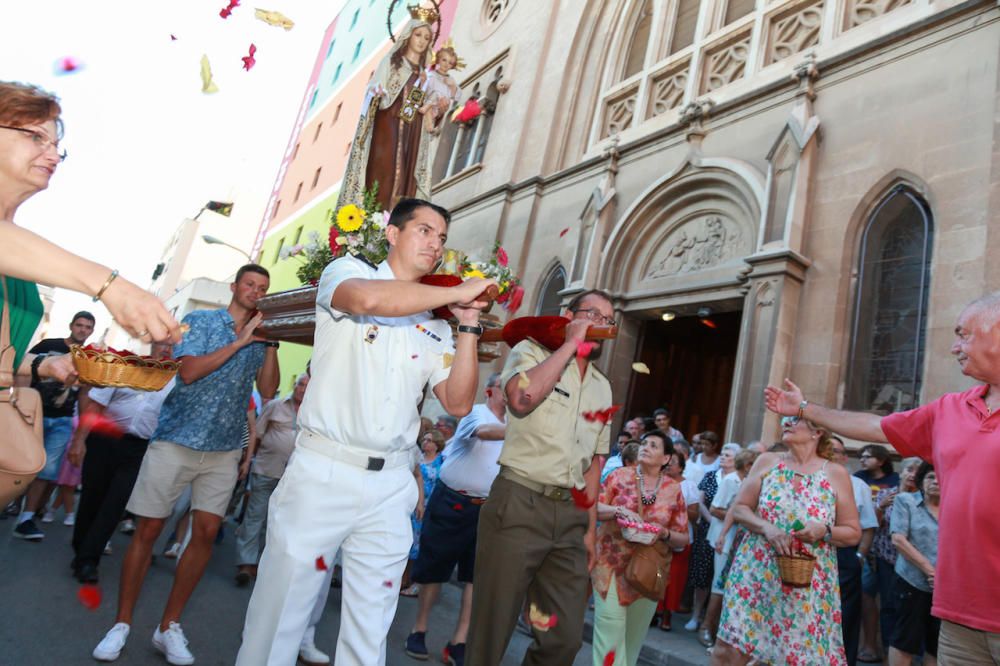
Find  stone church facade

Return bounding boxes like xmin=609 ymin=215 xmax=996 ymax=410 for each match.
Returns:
xmin=425 ymin=0 xmax=999 ymax=445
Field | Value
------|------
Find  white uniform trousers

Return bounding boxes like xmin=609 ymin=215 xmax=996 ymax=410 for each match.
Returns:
xmin=236 ymin=445 xmax=418 ymax=666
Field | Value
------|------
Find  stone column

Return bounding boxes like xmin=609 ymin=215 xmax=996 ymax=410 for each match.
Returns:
xmin=727 ymin=250 xmax=810 ymax=445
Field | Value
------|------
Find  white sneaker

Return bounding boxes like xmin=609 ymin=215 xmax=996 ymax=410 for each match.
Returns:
xmin=152 ymin=622 xmax=194 ymax=665
xmin=684 ymin=618 xmax=699 ymax=631
xmin=41 ymin=511 xmax=55 ymax=524
xmin=163 ymin=542 xmax=181 ymax=559
xmin=64 ymin=512 xmax=76 ymax=526
xmin=298 ymin=639 xmax=330 ymax=665
xmin=93 ymin=622 xmax=130 ymax=661
xmin=120 ymin=519 xmax=136 ymax=534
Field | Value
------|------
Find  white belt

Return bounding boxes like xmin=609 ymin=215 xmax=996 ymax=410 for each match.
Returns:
xmin=296 ymin=430 xmax=411 ymax=471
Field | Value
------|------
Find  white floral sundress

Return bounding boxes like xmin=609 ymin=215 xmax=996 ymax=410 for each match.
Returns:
xmin=717 ymin=458 xmax=847 ymax=665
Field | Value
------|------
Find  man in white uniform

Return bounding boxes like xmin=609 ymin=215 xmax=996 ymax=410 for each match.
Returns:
xmin=237 ymin=198 xmax=495 ymax=666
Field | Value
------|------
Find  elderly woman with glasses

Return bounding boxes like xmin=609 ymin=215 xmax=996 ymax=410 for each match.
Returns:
xmin=709 ymin=415 xmax=861 ymax=665
xmin=0 ymin=81 xmax=180 ymax=369
xmin=593 ymin=429 xmax=689 ymax=666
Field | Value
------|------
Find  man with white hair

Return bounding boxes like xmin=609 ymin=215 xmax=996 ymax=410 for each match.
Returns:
xmin=765 ymin=292 xmax=1000 ymax=664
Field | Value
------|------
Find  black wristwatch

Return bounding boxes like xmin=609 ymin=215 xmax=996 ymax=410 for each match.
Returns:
xmin=263 ymin=341 xmax=280 ymax=348
xmin=457 ymin=324 xmax=484 ymax=337
xmin=31 ymin=353 xmax=46 ymax=384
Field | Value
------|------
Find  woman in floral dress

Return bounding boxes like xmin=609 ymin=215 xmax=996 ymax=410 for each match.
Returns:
xmin=710 ymin=416 xmax=861 ymax=665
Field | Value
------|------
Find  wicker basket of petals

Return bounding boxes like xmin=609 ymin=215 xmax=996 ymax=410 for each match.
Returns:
xmin=776 ymin=550 xmax=817 ymax=588
xmin=71 ymin=345 xmax=179 ymax=391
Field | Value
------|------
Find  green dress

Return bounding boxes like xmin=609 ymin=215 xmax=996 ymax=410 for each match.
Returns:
xmin=1 ymin=277 xmax=44 ymax=386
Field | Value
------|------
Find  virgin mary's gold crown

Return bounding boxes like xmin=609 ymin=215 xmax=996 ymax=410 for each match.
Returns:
xmin=408 ymin=3 xmax=440 ymax=23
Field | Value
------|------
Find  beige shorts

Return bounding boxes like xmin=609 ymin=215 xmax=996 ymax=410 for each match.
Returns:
xmin=126 ymin=440 xmax=243 ymax=519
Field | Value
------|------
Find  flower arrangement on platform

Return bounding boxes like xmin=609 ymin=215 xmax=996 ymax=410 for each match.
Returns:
xmin=281 ymin=185 xmax=389 ymax=286
xmin=433 ymin=242 xmax=524 ymax=314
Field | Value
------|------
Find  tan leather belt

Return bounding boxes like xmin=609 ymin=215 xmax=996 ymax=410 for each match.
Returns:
xmin=499 ymin=466 xmax=573 ymax=502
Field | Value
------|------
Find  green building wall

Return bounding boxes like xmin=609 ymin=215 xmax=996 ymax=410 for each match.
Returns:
xmin=257 ymin=190 xmax=339 ymax=395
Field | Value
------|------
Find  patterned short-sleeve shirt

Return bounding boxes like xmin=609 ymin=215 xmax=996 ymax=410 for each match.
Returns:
xmin=152 ymin=308 xmax=265 ymax=452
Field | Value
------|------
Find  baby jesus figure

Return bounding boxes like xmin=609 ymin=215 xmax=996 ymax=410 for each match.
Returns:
xmin=420 ymin=46 xmax=460 ymax=135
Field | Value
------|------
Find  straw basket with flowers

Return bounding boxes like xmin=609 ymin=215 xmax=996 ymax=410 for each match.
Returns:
xmin=71 ymin=345 xmax=179 ymax=391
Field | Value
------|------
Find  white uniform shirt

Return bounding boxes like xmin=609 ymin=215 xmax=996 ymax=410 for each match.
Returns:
xmin=438 ymin=403 xmax=505 ymax=498
xmin=88 ymin=378 xmax=175 ymax=440
xmin=851 ymin=475 xmax=879 ymax=530
xmin=297 ymin=256 xmax=455 ymax=453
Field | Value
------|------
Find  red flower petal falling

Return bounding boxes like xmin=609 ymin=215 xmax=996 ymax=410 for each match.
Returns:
xmin=503 ymin=285 xmax=524 ymax=315
xmin=315 ymin=556 xmax=328 ymax=571
xmin=241 ymin=44 xmax=257 ymax=71
xmin=78 ymin=585 xmax=102 ymax=610
xmin=219 ymin=0 xmax=240 ymax=18
xmin=603 ymin=650 xmax=616 ymax=666
xmin=570 ymin=487 xmax=595 ymax=509
xmin=452 ymin=503 xmax=463 ymax=511
xmin=79 ymin=413 xmax=125 ymax=439
xmin=576 ymin=341 xmax=596 ymax=358
xmin=581 ymin=405 xmax=623 ymax=425
xmin=559 ymin=227 xmax=570 ymax=238
xmin=383 ymin=580 xmax=394 ymax=588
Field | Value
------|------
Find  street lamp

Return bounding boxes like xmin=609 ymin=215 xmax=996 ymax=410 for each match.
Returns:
xmin=202 ymin=234 xmax=252 ymax=261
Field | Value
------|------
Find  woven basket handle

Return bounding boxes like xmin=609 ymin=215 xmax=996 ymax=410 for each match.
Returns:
xmin=0 ymin=277 xmax=16 ymax=387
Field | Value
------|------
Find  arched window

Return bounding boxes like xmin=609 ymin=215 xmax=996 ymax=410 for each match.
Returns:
xmin=536 ymin=266 xmax=567 ymax=316
xmin=846 ymin=186 xmax=933 ymax=413
xmin=623 ymin=0 xmax=653 ymax=80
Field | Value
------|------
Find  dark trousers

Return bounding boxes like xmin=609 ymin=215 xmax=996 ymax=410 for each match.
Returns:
xmin=467 ymin=476 xmax=589 ymax=666
xmin=838 ymin=546 xmax=863 ymax=666
xmin=72 ymin=432 xmax=149 ymax=568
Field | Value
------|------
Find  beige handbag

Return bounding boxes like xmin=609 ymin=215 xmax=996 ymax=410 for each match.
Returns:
xmin=0 ymin=278 xmax=46 ymax=505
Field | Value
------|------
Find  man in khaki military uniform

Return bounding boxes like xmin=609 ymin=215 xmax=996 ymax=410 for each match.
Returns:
xmin=467 ymin=290 xmax=615 ymax=666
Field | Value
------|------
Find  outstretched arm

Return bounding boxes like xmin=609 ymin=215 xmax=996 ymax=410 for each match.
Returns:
xmin=765 ymin=378 xmax=888 ymax=443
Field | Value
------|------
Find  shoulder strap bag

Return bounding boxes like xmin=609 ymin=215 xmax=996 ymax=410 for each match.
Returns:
xmin=623 ymin=473 xmax=673 ymax=601
xmin=0 ymin=277 xmax=46 ymax=505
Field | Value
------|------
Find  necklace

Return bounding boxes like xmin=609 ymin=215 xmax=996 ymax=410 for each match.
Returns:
xmin=637 ymin=470 xmax=662 ymax=506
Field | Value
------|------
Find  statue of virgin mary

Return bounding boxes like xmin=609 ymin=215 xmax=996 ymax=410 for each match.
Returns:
xmin=337 ymin=18 xmax=435 ymax=211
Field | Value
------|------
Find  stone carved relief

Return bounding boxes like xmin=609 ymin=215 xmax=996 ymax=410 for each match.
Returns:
xmin=755 ymin=280 xmax=776 ymax=307
xmin=603 ymin=89 xmax=637 ymax=137
xmin=648 ymin=65 xmax=689 ymax=117
xmin=768 ymin=1 xmax=824 ymax=64
xmin=847 ymin=0 xmax=911 ymax=28
xmin=703 ymin=34 xmax=751 ymax=93
xmin=646 ymin=216 xmax=745 ymax=278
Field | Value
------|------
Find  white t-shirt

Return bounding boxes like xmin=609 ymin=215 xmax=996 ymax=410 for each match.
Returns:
xmin=680 ymin=477 xmax=700 ymax=542
xmin=851 ymin=475 xmax=879 ymax=530
xmin=707 ymin=470 xmax=741 ymax=552
xmin=88 ymin=379 xmax=175 ymax=440
xmin=297 ymin=256 xmax=455 ymax=454
xmin=439 ymin=404 xmax=505 ymax=498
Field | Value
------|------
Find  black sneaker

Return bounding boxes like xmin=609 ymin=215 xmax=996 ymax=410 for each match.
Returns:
xmin=76 ymin=562 xmax=99 ymax=584
xmin=13 ymin=519 xmax=43 ymax=541
xmin=404 ymin=631 xmax=428 ymax=660
xmin=444 ymin=642 xmax=465 ymax=666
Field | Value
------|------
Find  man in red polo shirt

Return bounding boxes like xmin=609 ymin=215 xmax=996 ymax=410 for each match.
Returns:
xmin=764 ymin=293 xmax=1000 ymax=665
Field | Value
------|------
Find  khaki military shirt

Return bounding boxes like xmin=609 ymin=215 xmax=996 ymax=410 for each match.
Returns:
xmin=499 ymin=339 xmax=612 ymax=489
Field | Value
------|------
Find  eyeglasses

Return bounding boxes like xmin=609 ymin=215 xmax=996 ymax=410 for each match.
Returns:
xmin=0 ymin=125 xmax=67 ymax=162
xmin=573 ymin=307 xmax=617 ymax=327
xmin=780 ymin=415 xmax=801 ymax=427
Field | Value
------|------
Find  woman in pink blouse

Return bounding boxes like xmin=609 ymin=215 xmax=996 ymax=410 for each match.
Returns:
xmin=592 ymin=430 xmax=690 ymax=666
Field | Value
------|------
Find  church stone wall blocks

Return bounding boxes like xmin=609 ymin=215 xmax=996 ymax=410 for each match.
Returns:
xmin=767 ymin=0 xmax=824 ymax=64
xmin=702 ymin=32 xmax=752 ymax=93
